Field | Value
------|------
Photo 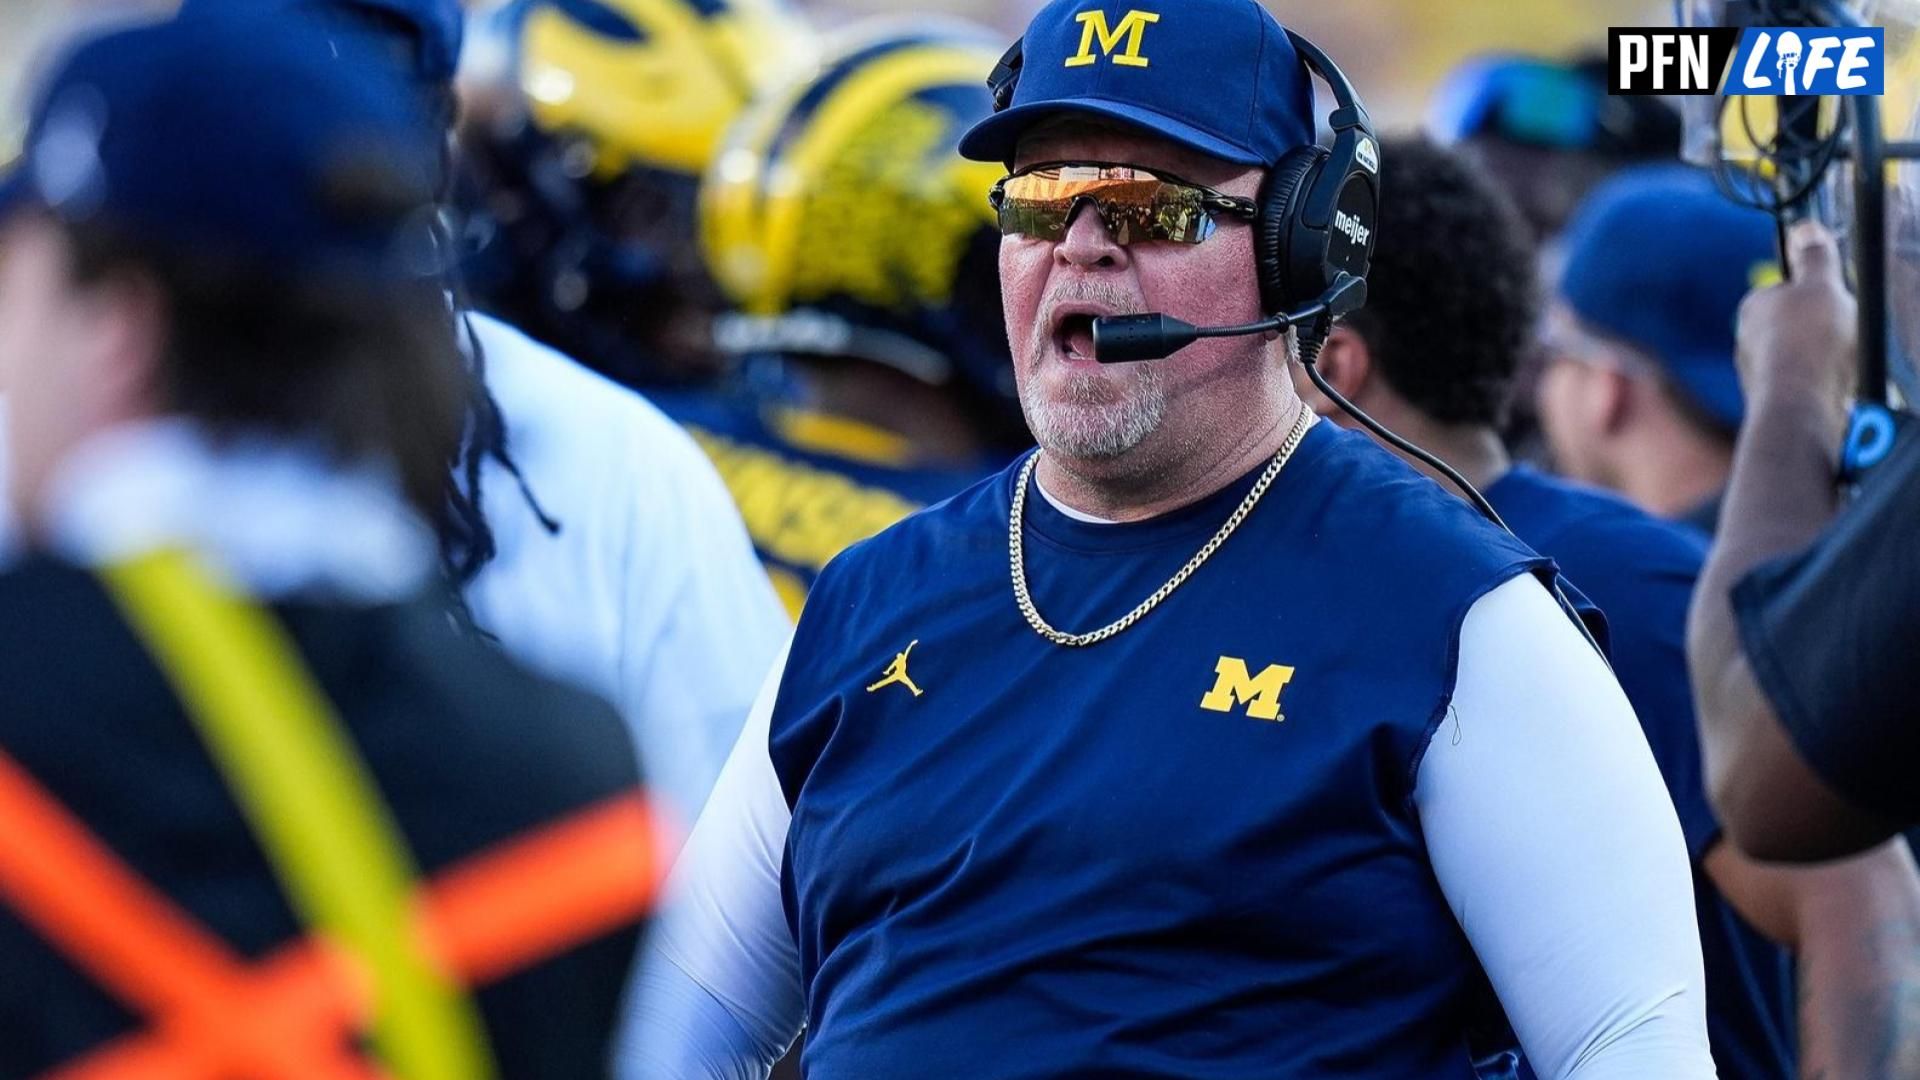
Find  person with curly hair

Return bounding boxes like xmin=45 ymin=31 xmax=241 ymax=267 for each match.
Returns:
xmin=1297 ymin=133 xmax=1920 ymax=1080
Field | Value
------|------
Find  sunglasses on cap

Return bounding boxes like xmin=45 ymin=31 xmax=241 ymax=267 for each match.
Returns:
xmin=988 ymin=162 xmax=1259 ymax=246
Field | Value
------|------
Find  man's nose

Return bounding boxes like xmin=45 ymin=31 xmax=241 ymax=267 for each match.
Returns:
xmin=1054 ymin=200 xmax=1131 ymax=271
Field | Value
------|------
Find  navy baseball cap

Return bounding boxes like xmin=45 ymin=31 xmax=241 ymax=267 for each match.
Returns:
xmin=181 ymin=0 xmax=464 ymax=83
xmin=0 ymin=10 xmax=439 ymax=281
xmin=1558 ymin=164 xmax=1778 ymax=430
xmin=957 ymin=0 xmax=1315 ymax=166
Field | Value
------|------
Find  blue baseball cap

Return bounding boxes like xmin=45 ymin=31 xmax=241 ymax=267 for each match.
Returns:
xmin=1426 ymin=54 xmax=1680 ymax=158
xmin=181 ymin=0 xmax=464 ymax=83
xmin=957 ymin=0 xmax=1315 ymax=166
xmin=1428 ymin=56 xmax=1605 ymax=150
xmin=1558 ymin=164 xmax=1778 ymax=430
xmin=0 ymin=9 xmax=440 ymax=282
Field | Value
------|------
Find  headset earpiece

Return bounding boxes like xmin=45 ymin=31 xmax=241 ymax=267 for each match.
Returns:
xmin=988 ymin=39 xmax=1024 ymax=114
xmin=1255 ymin=145 xmax=1330 ymax=316
xmin=1261 ymin=30 xmax=1381 ymax=328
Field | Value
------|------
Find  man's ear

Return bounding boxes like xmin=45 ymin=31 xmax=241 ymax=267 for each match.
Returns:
xmin=1315 ymin=323 xmax=1375 ymax=403
xmin=77 ymin=268 xmax=167 ymax=419
xmin=1595 ymin=366 xmax=1638 ymax=436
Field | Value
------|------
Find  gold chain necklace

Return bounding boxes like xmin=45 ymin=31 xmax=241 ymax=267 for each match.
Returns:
xmin=1009 ymin=407 xmax=1315 ymax=647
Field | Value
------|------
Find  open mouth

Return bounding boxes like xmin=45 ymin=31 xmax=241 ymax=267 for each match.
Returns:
xmin=1052 ymin=313 xmax=1098 ymax=362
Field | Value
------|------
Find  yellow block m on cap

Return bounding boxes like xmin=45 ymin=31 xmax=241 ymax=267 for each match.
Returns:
xmin=1065 ymin=9 xmax=1159 ymax=68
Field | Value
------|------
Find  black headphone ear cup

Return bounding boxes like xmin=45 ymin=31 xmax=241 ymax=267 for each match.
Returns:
xmin=1256 ymin=146 xmax=1328 ymax=315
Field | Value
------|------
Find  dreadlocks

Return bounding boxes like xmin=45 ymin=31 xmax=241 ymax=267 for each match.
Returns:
xmin=446 ymin=308 xmax=561 ymax=592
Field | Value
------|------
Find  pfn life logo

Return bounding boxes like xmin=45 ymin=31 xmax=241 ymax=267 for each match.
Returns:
xmin=1731 ymin=28 xmax=1883 ymax=94
xmin=1608 ymin=26 xmax=1884 ymax=95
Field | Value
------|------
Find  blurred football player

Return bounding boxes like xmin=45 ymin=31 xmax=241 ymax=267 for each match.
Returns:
xmin=173 ymin=0 xmax=792 ymax=826
xmin=0 ymin=9 xmax=665 ymax=1074
xmin=1299 ymin=133 xmax=1920 ymax=1080
xmin=656 ymin=21 xmax=1032 ymax=617
xmin=1537 ymin=165 xmax=1778 ymax=534
xmin=454 ymin=0 xmax=816 ymax=388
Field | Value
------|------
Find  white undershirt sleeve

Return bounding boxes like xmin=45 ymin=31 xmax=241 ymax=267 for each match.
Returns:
xmin=617 ymin=643 xmax=806 ymax=1080
xmin=1419 ymin=575 xmax=1716 ymax=1079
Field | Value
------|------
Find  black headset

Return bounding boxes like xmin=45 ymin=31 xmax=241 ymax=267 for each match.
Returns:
xmin=985 ymin=28 xmax=1381 ymax=326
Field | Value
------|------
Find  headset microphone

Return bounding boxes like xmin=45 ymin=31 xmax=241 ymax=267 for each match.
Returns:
xmin=1092 ymin=274 xmax=1368 ymax=364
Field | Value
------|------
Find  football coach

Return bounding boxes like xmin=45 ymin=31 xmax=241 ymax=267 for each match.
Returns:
xmin=624 ymin=2 xmax=1717 ymax=1077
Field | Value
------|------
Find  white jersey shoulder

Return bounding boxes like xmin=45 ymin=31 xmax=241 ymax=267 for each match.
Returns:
xmin=460 ymin=313 xmax=789 ymax=824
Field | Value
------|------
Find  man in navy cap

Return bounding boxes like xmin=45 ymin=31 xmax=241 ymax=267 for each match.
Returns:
xmin=0 ymin=10 xmax=666 ymax=1077
xmin=625 ymin=2 xmax=1714 ymax=1077
xmin=1536 ymin=165 xmax=1778 ymax=535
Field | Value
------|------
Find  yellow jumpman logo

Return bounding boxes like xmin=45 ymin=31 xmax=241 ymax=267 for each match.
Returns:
xmin=866 ymin=640 xmax=925 ymax=697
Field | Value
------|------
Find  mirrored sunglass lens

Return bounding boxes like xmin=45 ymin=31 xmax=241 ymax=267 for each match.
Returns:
xmin=1145 ymin=187 xmax=1212 ymax=243
xmin=997 ymin=196 xmax=1072 ymax=239
xmin=995 ymin=168 xmax=1215 ymax=245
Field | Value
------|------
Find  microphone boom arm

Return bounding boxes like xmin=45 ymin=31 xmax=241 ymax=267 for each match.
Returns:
xmin=1090 ymin=274 xmax=1366 ymax=364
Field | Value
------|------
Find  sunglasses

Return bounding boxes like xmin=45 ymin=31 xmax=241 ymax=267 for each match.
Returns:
xmin=988 ymin=161 xmax=1259 ymax=246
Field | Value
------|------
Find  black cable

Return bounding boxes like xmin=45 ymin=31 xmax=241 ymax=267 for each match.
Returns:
xmin=1806 ymin=0 xmax=1892 ymax=406
xmin=1726 ymin=92 xmax=1847 ymax=216
xmin=1298 ymin=336 xmax=1509 ymax=530
xmin=1296 ymin=333 xmax=1610 ymax=662
xmin=1849 ymin=89 xmax=1890 ymax=404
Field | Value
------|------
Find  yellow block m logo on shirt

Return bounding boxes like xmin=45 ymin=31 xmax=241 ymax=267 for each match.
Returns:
xmin=1065 ymin=9 xmax=1160 ymax=68
xmin=1199 ymin=656 xmax=1295 ymax=722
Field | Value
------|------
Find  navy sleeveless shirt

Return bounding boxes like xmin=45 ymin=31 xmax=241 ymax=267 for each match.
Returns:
xmin=770 ymin=423 xmax=1552 ymax=1078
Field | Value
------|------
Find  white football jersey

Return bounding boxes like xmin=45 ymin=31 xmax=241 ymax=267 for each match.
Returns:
xmin=460 ymin=313 xmax=790 ymax=827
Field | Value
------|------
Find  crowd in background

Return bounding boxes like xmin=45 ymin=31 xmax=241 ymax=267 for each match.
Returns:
xmin=0 ymin=0 xmax=1665 ymax=156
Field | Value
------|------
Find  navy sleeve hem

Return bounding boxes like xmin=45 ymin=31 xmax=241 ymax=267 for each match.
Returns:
xmin=1406 ymin=560 xmax=1555 ymax=818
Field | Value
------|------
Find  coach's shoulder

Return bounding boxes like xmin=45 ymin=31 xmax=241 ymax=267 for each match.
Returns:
xmin=780 ymin=461 xmax=1017 ymax=683
xmin=1302 ymin=425 xmax=1543 ymax=579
